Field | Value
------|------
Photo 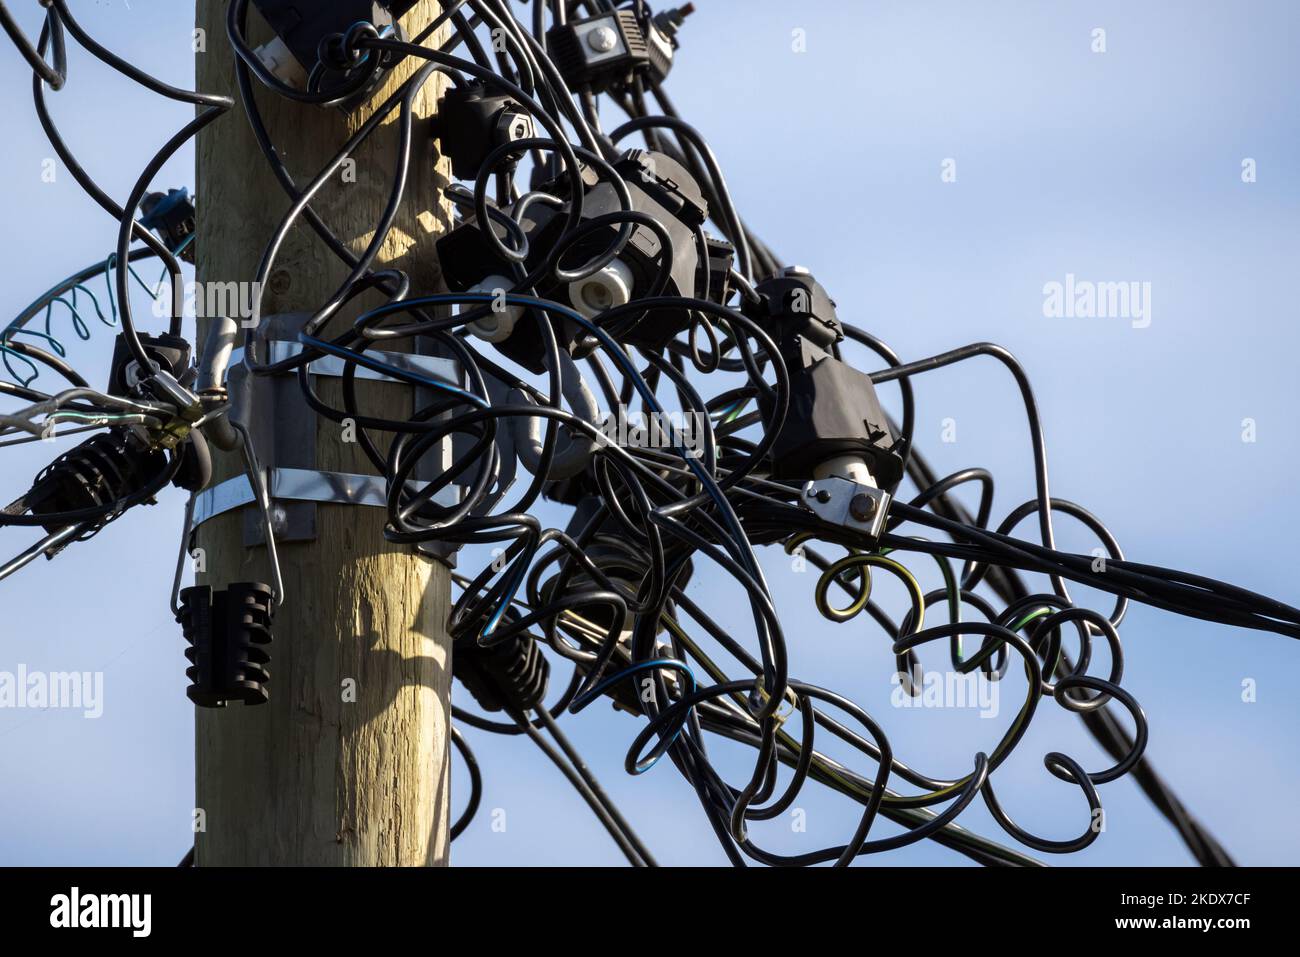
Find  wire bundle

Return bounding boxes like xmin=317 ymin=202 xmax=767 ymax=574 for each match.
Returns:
xmin=3 ymin=0 xmax=1294 ymax=868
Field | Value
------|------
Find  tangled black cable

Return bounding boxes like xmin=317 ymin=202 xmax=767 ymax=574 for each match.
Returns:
xmin=3 ymin=0 xmax=1292 ymax=868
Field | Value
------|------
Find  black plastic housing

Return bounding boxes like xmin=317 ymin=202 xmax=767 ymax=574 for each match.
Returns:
xmin=250 ymin=0 xmax=417 ymax=106
xmin=529 ymin=496 xmax=695 ymax=714
xmin=139 ymin=189 xmax=196 ymax=263
xmin=108 ymin=331 xmax=191 ymax=397
xmin=546 ymin=10 xmax=651 ymax=94
xmin=695 ymin=234 xmax=735 ymax=305
xmin=645 ymin=6 xmax=694 ymax=85
xmin=251 ymin=0 xmax=418 ymax=70
xmin=765 ymin=342 xmax=904 ymax=486
xmin=434 ymin=81 xmax=534 ymax=181
xmin=753 ymin=270 xmax=842 ymax=351
xmin=750 ymin=271 xmax=904 ymax=486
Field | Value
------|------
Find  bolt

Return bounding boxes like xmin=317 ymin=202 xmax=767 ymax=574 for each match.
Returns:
xmin=850 ymin=493 xmax=877 ymax=522
xmin=811 ymin=488 xmax=832 ymax=504
xmin=587 ymin=25 xmax=619 ymax=52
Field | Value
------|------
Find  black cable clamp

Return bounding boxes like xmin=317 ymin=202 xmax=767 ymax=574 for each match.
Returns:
xmin=177 ymin=582 xmax=274 ymax=708
xmin=453 ymin=628 xmax=550 ymax=715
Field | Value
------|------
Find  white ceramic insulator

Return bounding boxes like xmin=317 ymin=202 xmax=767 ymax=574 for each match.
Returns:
xmin=466 ymin=274 xmax=524 ymax=343
xmin=813 ymin=455 xmax=877 ymax=488
xmin=568 ymin=258 xmax=634 ymax=318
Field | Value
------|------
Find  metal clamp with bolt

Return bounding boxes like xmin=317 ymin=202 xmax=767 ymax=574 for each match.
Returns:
xmin=801 ymin=474 xmax=892 ymax=544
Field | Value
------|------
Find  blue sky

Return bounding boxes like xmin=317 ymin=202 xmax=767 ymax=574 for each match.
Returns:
xmin=0 ymin=0 xmax=1297 ymax=866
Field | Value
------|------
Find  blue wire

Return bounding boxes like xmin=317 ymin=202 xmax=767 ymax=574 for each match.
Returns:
xmin=44 ymin=297 xmax=90 ymax=342
xmin=11 ymin=326 xmax=68 ymax=356
xmin=573 ymin=657 xmax=697 ymax=710
xmin=67 ymin=283 xmax=115 ymax=328
xmin=571 ymin=658 xmax=698 ymax=773
xmin=2 ymin=243 xmax=176 ymax=387
xmin=0 ymin=340 xmax=39 ymax=387
xmin=479 ymin=546 xmax=532 ymax=638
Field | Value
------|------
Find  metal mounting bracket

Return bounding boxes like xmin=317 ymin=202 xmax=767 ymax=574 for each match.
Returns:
xmin=214 ymin=313 xmax=464 ymax=562
xmin=801 ymin=475 xmax=892 ymax=543
xmin=192 ymin=466 xmax=460 ymax=528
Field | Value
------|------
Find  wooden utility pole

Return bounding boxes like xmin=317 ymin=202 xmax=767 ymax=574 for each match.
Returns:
xmin=192 ymin=2 xmax=454 ymax=865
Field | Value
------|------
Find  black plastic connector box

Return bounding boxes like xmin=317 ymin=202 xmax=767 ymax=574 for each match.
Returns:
xmin=749 ymin=270 xmax=904 ymax=486
xmin=108 ymin=331 xmax=191 ymax=398
xmin=139 ymin=189 xmax=196 ymax=264
xmin=546 ymin=9 xmax=651 ymax=94
xmin=695 ymin=235 xmax=735 ymax=304
xmin=752 ymin=268 xmax=843 ymax=352
xmin=251 ymin=0 xmax=419 ymax=74
xmin=760 ymin=342 xmax=905 ymax=487
xmin=434 ymin=81 xmax=535 ymax=181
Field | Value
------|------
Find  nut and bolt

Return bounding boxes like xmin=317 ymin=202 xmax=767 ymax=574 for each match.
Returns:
xmin=849 ymin=493 xmax=878 ymax=521
xmin=587 ymin=25 xmax=619 ymax=52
